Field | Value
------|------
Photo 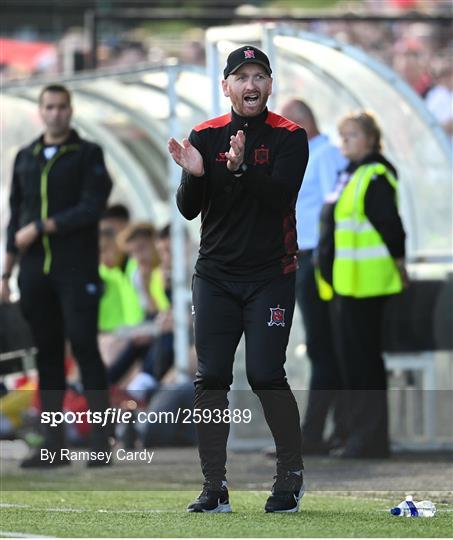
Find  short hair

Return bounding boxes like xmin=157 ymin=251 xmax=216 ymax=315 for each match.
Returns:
xmin=338 ymin=110 xmax=383 ymax=154
xmin=119 ymin=222 xmax=156 ymax=244
xmin=288 ymin=99 xmax=316 ymax=124
xmin=158 ymin=224 xmax=171 ymax=240
xmin=39 ymin=84 xmax=71 ymax=106
xmin=102 ymin=204 xmax=130 ymax=222
xmin=117 ymin=221 xmax=160 ymax=268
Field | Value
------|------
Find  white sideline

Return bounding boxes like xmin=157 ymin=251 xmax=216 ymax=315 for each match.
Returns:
xmin=0 ymin=532 xmax=56 ymax=538
xmin=0 ymin=502 xmax=177 ymax=539
xmin=2 ymin=500 xmax=451 ymax=514
xmin=0 ymin=502 xmax=177 ymax=514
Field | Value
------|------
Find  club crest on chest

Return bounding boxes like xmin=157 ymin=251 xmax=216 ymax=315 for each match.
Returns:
xmin=254 ymin=146 xmax=269 ymax=165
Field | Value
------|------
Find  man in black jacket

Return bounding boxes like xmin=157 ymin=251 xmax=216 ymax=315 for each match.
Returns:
xmin=1 ymin=84 xmax=113 ymax=467
xmin=168 ymin=46 xmax=309 ymax=513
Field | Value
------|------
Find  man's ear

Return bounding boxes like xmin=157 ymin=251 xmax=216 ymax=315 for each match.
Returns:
xmin=221 ymin=79 xmax=230 ymax=98
xmin=268 ymin=77 xmax=273 ymax=97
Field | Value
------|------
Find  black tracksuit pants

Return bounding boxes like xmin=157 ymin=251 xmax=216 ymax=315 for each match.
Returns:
xmin=192 ymin=272 xmax=303 ymax=483
xmin=331 ymin=294 xmax=389 ymax=456
xmin=295 ymin=251 xmax=347 ymax=445
xmin=18 ymin=259 xmax=110 ymax=449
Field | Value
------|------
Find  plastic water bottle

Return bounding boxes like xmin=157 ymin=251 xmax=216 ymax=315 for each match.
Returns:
xmin=390 ymin=495 xmax=436 ymax=517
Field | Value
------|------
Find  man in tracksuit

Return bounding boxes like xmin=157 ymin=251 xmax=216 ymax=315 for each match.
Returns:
xmin=1 ymin=84 xmax=112 ymax=467
xmin=168 ymin=46 xmax=309 ymax=513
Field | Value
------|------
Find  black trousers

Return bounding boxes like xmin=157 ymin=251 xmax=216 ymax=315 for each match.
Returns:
xmin=331 ymin=294 xmax=389 ymax=456
xmin=18 ymin=261 xmax=110 ymax=449
xmin=192 ymin=273 xmax=303 ymax=483
xmin=295 ymin=251 xmax=347 ymax=444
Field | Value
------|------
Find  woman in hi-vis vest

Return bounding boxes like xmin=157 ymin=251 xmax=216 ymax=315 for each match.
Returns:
xmin=317 ymin=111 xmax=408 ymax=459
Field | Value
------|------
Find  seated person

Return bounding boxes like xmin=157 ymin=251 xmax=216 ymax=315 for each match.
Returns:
xmin=107 ymin=223 xmax=170 ymax=394
xmin=101 ymin=204 xmax=130 ymax=238
xmin=98 ymin=225 xmax=143 ymax=334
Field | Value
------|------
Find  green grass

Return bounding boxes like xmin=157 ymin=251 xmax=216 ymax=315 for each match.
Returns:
xmin=0 ymin=490 xmax=451 ymax=537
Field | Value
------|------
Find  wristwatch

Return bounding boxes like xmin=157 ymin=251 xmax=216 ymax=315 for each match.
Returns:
xmin=232 ymin=163 xmax=248 ymax=177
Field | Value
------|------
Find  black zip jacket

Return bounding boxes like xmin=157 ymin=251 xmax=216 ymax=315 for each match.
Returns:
xmin=176 ymin=108 xmax=309 ymax=281
xmin=6 ymin=129 xmax=112 ymax=278
xmin=318 ymin=153 xmax=406 ymax=285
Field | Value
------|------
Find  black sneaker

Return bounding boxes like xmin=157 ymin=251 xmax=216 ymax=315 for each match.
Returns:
xmin=187 ymin=481 xmax=232 ymax=513
xmin=20 ymin=450 xmax=71 ymax=469
xmin=264 ymin=471 xmax=304 ymax=513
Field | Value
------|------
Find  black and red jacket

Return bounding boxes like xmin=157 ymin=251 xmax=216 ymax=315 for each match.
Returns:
xmin=176 ymin=107 xmax=309 ymax=281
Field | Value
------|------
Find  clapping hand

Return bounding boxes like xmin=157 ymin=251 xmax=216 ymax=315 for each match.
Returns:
xmin=168 ymin=138 xmax=204 ymax=177
xmin=225 ymin=130 xmax=245 ymax=172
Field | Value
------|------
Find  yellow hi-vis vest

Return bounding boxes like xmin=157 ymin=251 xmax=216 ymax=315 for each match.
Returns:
xmin=126 ymin=258 xmax=171 ymax=313
xmin=315 ymin=267 xmax=334 ymax=301
xmin=333 ymin=162 xmax=403 ymax=298
xmin=98 ymin=264 xmax=145 ymax=332
xmin=149 ymin=268 xmax=171 ymax=312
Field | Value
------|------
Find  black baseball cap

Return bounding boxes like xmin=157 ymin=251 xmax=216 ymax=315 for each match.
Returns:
xmin=223 ymin=45 xmax=272 ymax=79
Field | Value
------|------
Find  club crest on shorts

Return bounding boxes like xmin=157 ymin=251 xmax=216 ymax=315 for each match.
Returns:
xmin=268 ymin=305 xmax=285 ymax=327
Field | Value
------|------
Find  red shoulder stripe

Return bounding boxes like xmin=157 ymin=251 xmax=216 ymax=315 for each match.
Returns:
xmin=194 ymin=113 xmax=231 ymax=132
xmin=265 ymin=111 xmax=301 ymax=132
